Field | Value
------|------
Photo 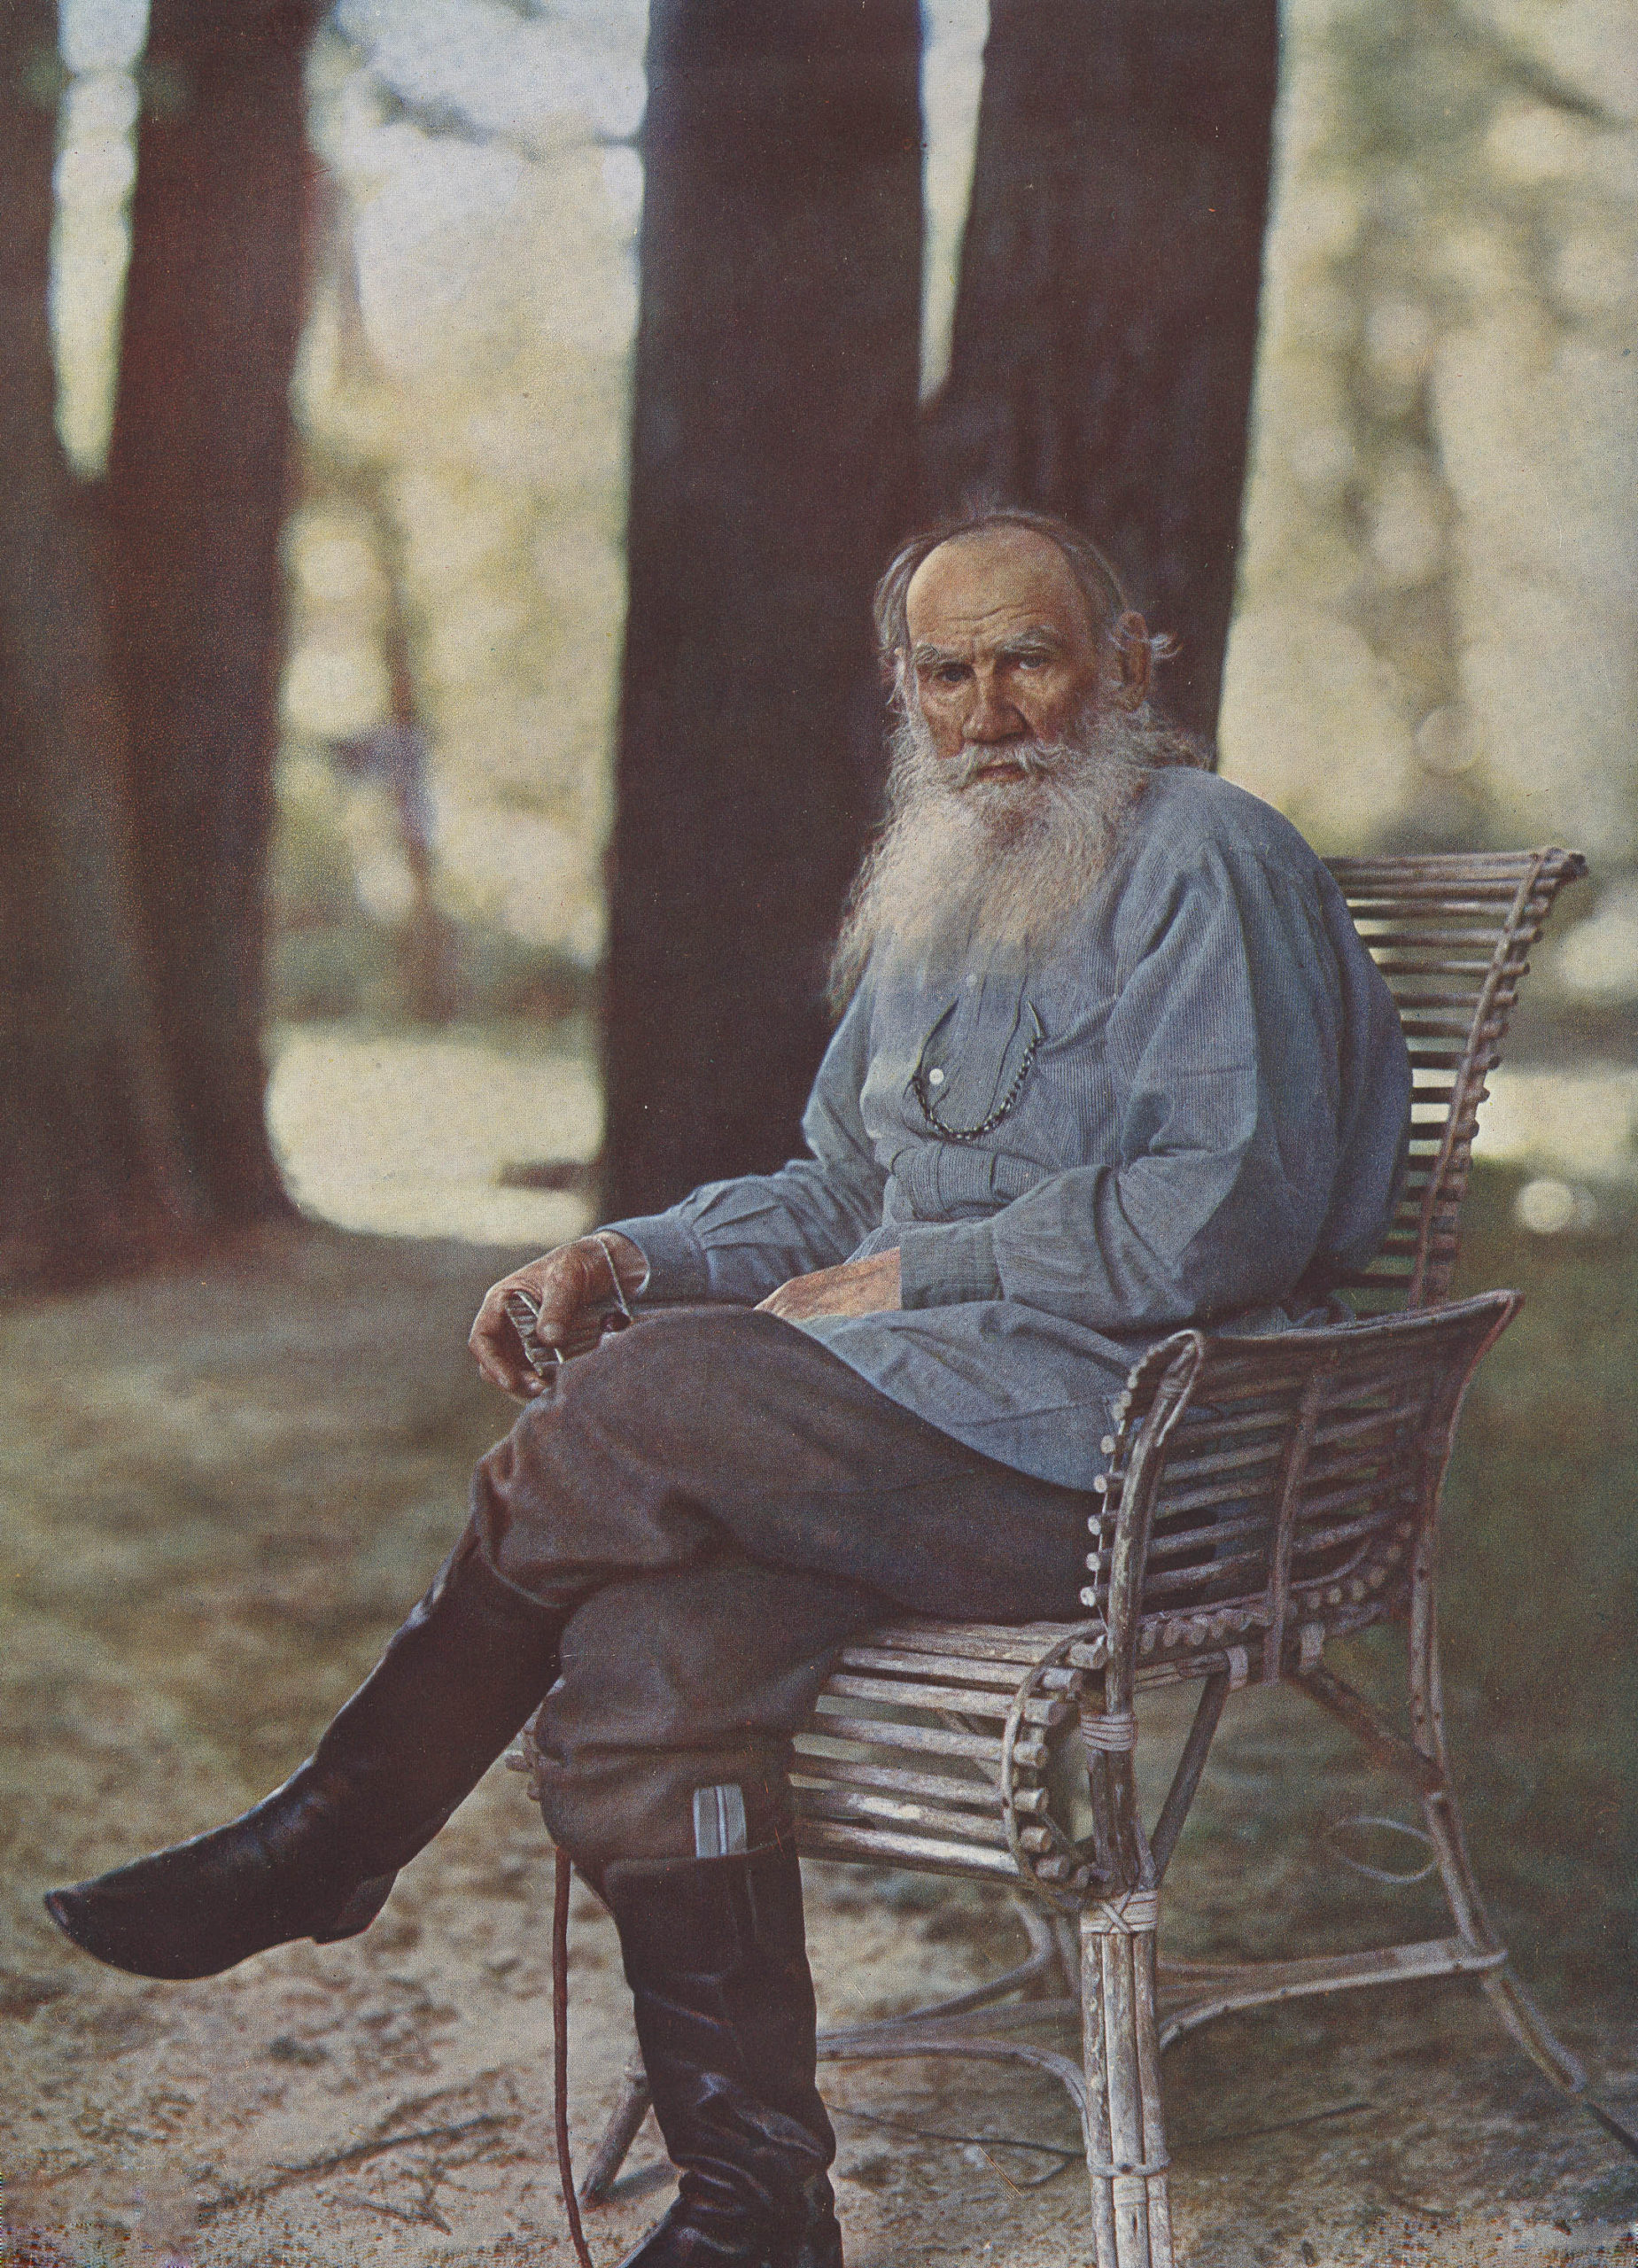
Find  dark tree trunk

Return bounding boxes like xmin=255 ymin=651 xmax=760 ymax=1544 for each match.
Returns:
xmin=106 ymin=0 xmax=320 ymax=1222
xmin=0 ymin=3 xmax=198 ymax=1286
xmin=603 ymin=0 xmax=923 ymax=1220
xmin=922 ymin=0 xmax=1280 ymax=740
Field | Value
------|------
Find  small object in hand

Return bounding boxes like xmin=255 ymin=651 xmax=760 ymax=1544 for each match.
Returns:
xmin=503 ymin=1290 xmax=561 ymax=1387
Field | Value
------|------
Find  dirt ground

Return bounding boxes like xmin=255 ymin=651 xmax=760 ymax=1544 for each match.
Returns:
xmin=3 ymin=1225 xmax=1635 ymax=2268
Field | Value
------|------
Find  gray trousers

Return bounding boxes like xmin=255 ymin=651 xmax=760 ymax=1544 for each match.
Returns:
xmin=470 ymin=1308 xmax=1094 ymax=1881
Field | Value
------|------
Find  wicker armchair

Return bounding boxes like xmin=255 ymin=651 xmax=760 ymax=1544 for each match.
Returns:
xmin=561 ymin=848 xmax=1598 ymax=2264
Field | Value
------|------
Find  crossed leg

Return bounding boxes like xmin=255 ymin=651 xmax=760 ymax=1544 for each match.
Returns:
xmin=469 ymin=1304 xmax=1093 ymax=1878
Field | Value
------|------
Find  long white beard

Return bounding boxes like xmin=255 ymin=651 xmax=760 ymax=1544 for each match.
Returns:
xmin=827 ymin=700 xmax=1205 ymax=1006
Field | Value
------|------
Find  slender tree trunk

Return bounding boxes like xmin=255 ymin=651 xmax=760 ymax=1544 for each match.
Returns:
xmin=603 ymin=0 xmax=923 ymax=1219
xmin=923 ymin=0 xmax=1280 ymax=740
xmin=0 ymin=4 xmax=198 ymax=1287
xmin=106 ymin=0 xmax=320 ymax=1222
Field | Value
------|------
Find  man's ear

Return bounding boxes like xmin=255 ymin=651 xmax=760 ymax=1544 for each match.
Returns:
xmin=1106 ymin=610 xmax=1153 ymax=711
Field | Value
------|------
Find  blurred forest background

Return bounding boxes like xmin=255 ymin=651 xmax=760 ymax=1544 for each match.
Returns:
xmin=6 ymin=0 xmax=1634 ymax=1267
xmin=2 ymin=4 xmax=1636 ymax=2255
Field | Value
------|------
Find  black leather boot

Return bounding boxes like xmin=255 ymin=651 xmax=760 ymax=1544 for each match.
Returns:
xmin=45 ymin=1526 xmax=566 ymax=1981
xmin=602 ymin=1844 xmax=844 ymax=2268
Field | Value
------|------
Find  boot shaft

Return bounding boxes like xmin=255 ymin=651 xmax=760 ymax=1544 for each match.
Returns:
xmin=602 ymin=1845 xmax=838 ymax=2255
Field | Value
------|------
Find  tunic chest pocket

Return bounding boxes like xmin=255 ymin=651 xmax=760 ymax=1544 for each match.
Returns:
xmin=908 ymin=983 xmax=1044 ymax=1144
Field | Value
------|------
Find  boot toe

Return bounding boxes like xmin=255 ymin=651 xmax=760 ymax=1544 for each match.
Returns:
xmin=43 ymin=1818 xmax=314 ymax=1981
xmin=44 ymin=1873 xmax=238 ymax=1982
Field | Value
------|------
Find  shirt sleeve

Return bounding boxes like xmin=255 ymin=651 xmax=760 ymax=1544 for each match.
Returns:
xmin=897 ymin=836 xmax=1402 ymax=1331
xmin=600 ymin=980 xmax=889 ymax=1305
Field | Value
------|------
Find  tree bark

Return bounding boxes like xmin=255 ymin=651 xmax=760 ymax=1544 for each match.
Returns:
xmin=0 ymin=4 xmax=198 ymax=1287
xmin=106 ymin=0 xmax=320 ymax=1222
xmin=923 ymin=0 xmax=1280 ymax=740
xmin=603 ymin=0 xmax=923 ymax=1220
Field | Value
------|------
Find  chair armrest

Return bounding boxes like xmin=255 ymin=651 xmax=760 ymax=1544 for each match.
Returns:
xmin=1091 ymin=1292 xmax=1520 ymax=1710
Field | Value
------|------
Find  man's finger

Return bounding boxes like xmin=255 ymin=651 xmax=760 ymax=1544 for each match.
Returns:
xmin=470 ymin=1331 xmax=525 ymax=1394
xmin=470 ymin=1292 xmax=540 ymax=1390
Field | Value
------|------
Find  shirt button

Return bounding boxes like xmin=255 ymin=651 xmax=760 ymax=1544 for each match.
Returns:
xmin=928 ymin=1068 xmax=945 ymax=1086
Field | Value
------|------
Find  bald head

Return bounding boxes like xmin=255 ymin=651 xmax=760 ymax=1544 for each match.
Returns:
xmin=905 ymin=526 xmax=1102 ymax=656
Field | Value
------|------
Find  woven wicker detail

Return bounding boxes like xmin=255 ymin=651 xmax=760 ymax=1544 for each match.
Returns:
xmin=1084 ymin=1889 xmax=1160 ymax=1935
xmin=1082 ymin=1711 xmax=1136 ymax=1751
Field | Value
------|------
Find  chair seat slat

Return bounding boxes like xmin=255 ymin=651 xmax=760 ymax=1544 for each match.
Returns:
xmin=794 ymin=1783 xmax=1015 ymax=1841
xmin=861 ymin=1621 xmax=1077 ymax=1662
xmin=789 ymin=1746 xmax=1016 ymax=1809
xmin=795 ymin=1819 xmax=1025 ymax=1880
xmin=835 ymin=1644 xmax=1077 ymax=1692
xmin=820 ymin=1672 xmax=1069 ymax=1726
xmin=810 ymin=1705 xmax=1049 ymax=1768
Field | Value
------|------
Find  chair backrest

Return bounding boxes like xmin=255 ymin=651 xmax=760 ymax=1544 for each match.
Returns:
xmin=1085 ymin=1290 xmax=1519 ymax=1689
xmin=1324 ymin=850 xmax=1586 ymax=1309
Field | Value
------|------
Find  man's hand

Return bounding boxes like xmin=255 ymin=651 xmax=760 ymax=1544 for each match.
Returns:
xmin=756 ymin=1250 xmax=901 ymax=1324
xmin=469 ymin=1232 xmax=648 ymax=1401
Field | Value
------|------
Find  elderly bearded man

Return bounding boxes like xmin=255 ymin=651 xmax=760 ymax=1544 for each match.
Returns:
xmin=48 ymin=510 xmax=1410 ymax=2268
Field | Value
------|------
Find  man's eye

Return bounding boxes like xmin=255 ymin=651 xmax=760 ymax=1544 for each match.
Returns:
xmin=934 ymin=664 xmax=968 ymax=684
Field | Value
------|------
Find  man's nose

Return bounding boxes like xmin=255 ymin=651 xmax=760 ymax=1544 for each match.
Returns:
xmin=961 ymin=672 xmax=1024 ymax=743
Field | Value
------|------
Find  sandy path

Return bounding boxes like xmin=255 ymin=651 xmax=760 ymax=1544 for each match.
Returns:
xmin=3 ymin=1227 xmax=1634 ymax=2265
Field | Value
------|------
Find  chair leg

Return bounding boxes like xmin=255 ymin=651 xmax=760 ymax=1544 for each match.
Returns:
xmin=1402 ymin=1560 xmax=1591 ymax=2100
xmin=1081 ymin=1890 xmax=1173 ymax=2268
xmin=577 ymin=2053 xmax=652 ymax=2204
xmin=1419 ymin=1783 xmax=1589 ymax=2095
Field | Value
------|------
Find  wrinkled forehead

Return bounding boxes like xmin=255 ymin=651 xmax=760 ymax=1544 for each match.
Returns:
xmin=904 ymin=527 xmax=1098 ymax=652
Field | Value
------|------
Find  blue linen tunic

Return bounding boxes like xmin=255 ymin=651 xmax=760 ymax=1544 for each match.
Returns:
xmin=607 ymin=768 xmax=1411 ymax=1490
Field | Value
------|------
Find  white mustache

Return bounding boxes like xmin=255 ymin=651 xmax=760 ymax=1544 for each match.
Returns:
xmin=949 ymin=739 xmax=1081 ymax=791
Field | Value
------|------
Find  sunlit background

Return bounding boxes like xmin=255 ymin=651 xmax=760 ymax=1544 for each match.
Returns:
xmin=51 ymin=0 xmax=1638 ymax=1251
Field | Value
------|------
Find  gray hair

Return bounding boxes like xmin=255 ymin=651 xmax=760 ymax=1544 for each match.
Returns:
xmin=872 ymin=505 xmax=1175 ymax=689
